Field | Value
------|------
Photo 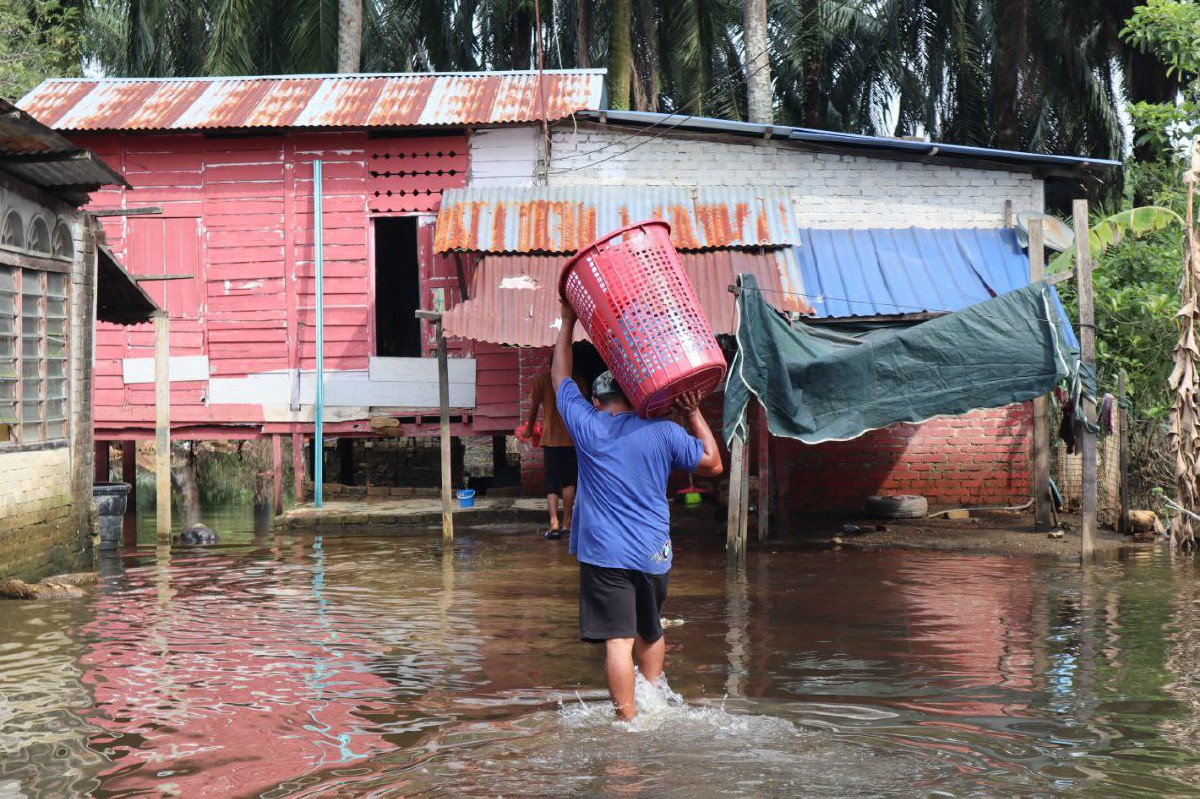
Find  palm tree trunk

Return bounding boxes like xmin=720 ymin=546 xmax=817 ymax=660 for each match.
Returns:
xmin=800 ymin=0 xmax=821 ymax=127
xmin=575 ymin=0 xmax=591 ymax=68
xmin=743 ymin=0 xmax=771 ymax=123
xmin=635 ymin=0 xmax=658 ymax=111
xmin=338 ymin=0 xmax=363 ymax=73
xmin=994 ymin=0 xmax=1029 ymax=150
xmin=608 ymin=0 xmax=633 ymax=110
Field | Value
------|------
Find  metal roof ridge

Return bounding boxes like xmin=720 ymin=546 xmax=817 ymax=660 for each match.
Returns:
xmin=36 ymin=68 xmax=608 ymax=84
xmin=571 ymin=109 xmax=1122 ymax=171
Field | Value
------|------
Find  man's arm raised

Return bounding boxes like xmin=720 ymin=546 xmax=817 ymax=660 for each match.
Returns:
xmin=552 ymin=301 xmax=576 ymax=390
xmin=673 ymin=390 xmax=723 ymax=477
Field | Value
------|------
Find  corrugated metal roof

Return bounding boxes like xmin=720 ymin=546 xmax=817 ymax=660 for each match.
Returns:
xmin=435 ymin=186 xmax=796 ymax=253
xmin=443 ymin=249 xmax=811 ymax=347
xmin=97 ymin=244 xmax=158 ymax=325
xmin=19 ymin=70 xmax=606 ymax=132
xmin=572 ymin=110 xmax=1121 ymax=174
xmin=0 ymin=98 xmax=127 ymax=204
xmin=796 ymin=228 xmax=1030 ymax=318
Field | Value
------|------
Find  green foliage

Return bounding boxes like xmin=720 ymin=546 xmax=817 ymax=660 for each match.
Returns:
xmin=1048 ymin=206 xmax=1183 ymax=273
xmin=1057 ymin=161 xmax=1187 ymax=419
xmin=0 ymin=0 xmax=81 ymax=100
xmin=1123 ymin=0 xmax=1200 ymax=152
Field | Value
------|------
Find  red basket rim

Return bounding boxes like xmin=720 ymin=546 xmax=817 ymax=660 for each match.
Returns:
xmin=558 ymin=219 xmax=673 ymax=300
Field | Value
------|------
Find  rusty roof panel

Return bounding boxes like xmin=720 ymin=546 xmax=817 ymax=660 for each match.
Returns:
xmin=20 ymin=70 xmax=606 ymax=132
xmin=0 ymin=98 xmax=127 ymax=203
xmin=442 ymin=250 xmax=812 ymax=347
xmin=436 ymin=186 xmax=796 ymax=253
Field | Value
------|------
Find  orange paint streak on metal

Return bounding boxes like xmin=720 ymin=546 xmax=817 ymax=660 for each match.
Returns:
xmin=367 ymin=78 xmax=431 ymax=126
xmin=732 ymin=203 xmax=750 ymax=242
xmin=491 ymin=203 xmax=507 ymax=252
xmin=443 ymin=250 xmax=810 ymax=347
xmin=466 ymin=202 xmax=484 ymax=253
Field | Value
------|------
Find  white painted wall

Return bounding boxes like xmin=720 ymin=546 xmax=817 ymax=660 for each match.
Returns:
xmin=208 ymin=358 xmax=476 ymax=410
xmin=548 ymin=124 xmax=1044 ymax=229
xmin=469 ymin=127 xmax=540 ymax=187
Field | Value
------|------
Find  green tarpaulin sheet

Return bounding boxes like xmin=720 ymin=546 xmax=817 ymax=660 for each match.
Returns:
xmin=724 ymin=275 xmax=1075 ymax=445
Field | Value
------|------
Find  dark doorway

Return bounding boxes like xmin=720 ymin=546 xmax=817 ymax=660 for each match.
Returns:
xmin=374 ymin=217 xmax=421 ymax=357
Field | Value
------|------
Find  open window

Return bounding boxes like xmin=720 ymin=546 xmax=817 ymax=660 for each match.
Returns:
xmin=373 ymin=216 xmax=422 ymax=357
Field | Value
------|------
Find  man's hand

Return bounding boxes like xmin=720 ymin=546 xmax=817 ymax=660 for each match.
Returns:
xmin=674 ymin=389 xmax=722 ymax=477
xmin=560 ymin=301 xmax=577 ymax=328
xmin=672 ymin=390 xmax=703 ymax=417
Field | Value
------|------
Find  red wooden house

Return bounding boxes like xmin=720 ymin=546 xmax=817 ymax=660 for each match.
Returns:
xmin=19 ymin=71 xmax=605 ymax=488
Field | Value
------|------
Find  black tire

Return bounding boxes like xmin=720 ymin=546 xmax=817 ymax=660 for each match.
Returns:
xmin=865 ymin=494 xmax=928 ymax=519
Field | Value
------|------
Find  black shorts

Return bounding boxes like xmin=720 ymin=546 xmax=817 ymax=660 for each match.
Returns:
xmin=543 ymin=445 xmax=578 ymax=494
xmin=579 ymin=562 xmax=669 ymax=643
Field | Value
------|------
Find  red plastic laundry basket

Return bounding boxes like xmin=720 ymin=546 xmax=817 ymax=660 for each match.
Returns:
xmin=560 ymin=220 xmax=727 ymax=417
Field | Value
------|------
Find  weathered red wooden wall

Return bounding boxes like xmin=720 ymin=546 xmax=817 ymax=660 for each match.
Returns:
xmin=76 ymin=129 xmax=521 ymax=440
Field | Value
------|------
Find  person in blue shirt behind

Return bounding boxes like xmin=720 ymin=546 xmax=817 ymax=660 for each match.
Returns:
xmin=552 ymin=300 xmax=723 ymax=721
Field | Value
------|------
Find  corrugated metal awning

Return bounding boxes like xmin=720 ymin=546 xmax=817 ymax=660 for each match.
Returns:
xmin=19 ymin=70 xmax=606 ymax=132
xmin=97 ymin=245 xmax=157 ymax=325
xmin=434 ymin=186 xmax=796 ymax=253
xmin=797 ymin=228 xmax=1031 ymax=318
xmin=0 ymin=98 xmax=127 ymax=204
xmin=443 ymin=250 xmax=811 ymax=347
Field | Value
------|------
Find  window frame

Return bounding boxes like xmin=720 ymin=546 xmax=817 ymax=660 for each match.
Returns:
xmin=0 ymin=255 xmax=70 ymax=450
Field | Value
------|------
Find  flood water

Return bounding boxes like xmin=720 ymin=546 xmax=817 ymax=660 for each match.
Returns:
xmin=4 ymin=524 xmax=1200 ymax=797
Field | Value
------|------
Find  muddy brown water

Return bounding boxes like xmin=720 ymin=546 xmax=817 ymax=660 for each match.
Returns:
xmin=3 ymin=521 xmax=1200 ymax=797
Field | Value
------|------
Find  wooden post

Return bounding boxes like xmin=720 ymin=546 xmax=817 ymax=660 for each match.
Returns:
xmin=757 ymin=403 xmax=770 ymax=542
xmin=121 ymin=440 xmax=137 ymax=546
xmin=154 ymin=311 xmax=171 ymax=543
xmin=95 ymin=440 xmax=110 ymax=483
xmin=726 ymin=436 xmax=749 ymax=566
xmin=1029 ymin=219 xmax=1053 ymax=530
xmin=417 ymin=310 xmax=454 ymax=542
xmin=272 ymin=434 xmax=284 ymax=516
xmin=291 ymin=432 xmax=306 ymax=501
xmin=1117 ymin=371 xmax=1129 ymax=535
xmin=437 ymin=319 xmax=453 ymax=542
xmin=1073 ymin=199 xmax=1098 ymax=561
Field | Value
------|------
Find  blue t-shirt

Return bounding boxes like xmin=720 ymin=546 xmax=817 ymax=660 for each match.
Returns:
xmin=557 ymin=378 xmax=704 ymax=575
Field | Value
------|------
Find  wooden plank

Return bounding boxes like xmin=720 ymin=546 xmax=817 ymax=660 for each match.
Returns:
xmin=1074 ymin=198 xmax=1098 ymax=561
xmin=292 ymin=432 xmax=306 ymax=501
xmin=437 ymin=320 xmax=454 ymax=542
xmin=1118 ymin=370 xmax=1129 ymax=536
xmin=368 ymin=355 xmax=475 ymax=383
xmin=95 ymin=440 xmax=111 ymax=482
xmin=1029 ymin=218 xmax=1053 ymax=530
xmin=757 ymin=404 xmax=770 ymax=543
xmin=123 ymin=354 xmax=209 ymax=384
xmin=272 ymin=433 xmax=284 ymax=516
xmin=154 ymin=311 xmax=171 ymax=543
xmin=121 ymin=440 xmax=137 ymax=546
xmin=726 ymin=436 xmax=747 ymax=567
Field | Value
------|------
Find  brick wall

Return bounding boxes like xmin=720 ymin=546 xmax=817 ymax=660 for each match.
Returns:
xmin=549 ymin=123 xmax=1044 ymax=227
xmin=773 ymin=404 xmax=1033 ymax=512
xmin=0 ymin=447 xmax=84 ymax=581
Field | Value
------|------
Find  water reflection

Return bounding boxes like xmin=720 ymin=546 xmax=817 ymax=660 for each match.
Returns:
xmin=4 ymin=530 xmax=1200 ymax=795
xmin=79 ymin=539 xmax=397 ymax=796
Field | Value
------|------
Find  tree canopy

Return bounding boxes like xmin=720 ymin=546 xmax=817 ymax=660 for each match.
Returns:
xmin=1 ymin=0 xmax=1182 ymax=165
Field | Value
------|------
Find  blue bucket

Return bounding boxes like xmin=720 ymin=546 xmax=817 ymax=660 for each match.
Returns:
xmin=456 ymin=489 xmax=476 ymax=508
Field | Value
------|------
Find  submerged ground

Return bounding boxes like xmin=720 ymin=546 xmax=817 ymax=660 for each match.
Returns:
xmin=2 ymin=517 xmax=1199 ymax=797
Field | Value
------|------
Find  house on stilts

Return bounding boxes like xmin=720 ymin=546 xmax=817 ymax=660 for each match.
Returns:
xmin=19 ymin=73 xmax=1119 ymax=519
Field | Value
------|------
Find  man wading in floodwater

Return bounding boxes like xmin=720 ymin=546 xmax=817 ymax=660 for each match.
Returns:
xmin=552 ymin=301 xmax=723 ymax=720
